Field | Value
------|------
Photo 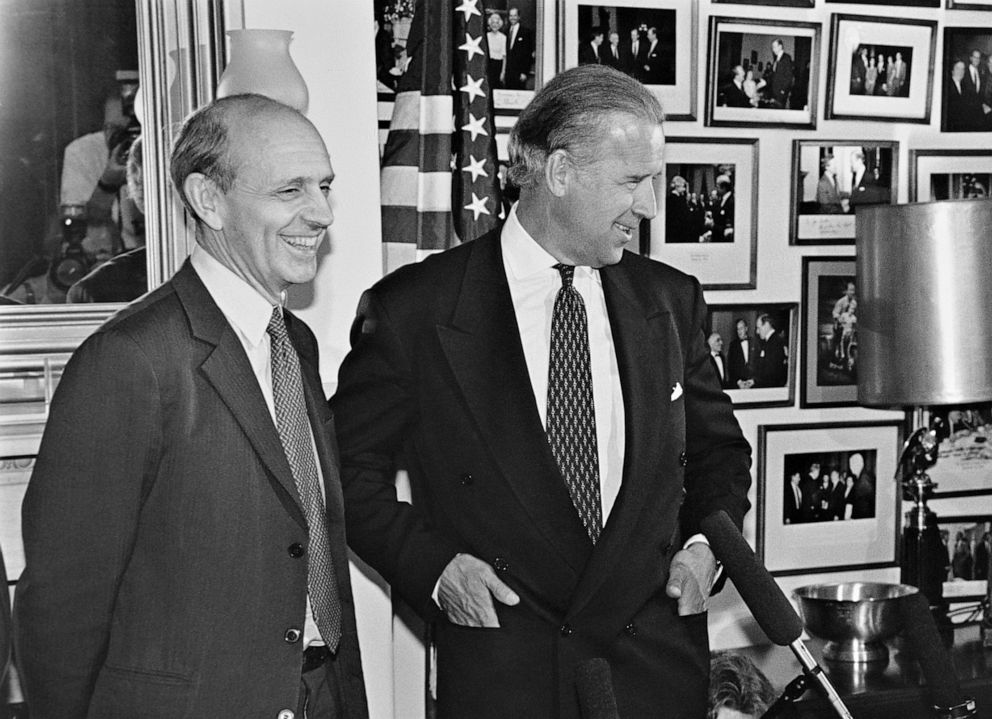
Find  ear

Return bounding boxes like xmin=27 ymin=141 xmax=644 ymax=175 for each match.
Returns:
xmin=544 ymin=149 xmax=572 ymax=198
xmin=183 ymin=172 xmax=225 ymax=232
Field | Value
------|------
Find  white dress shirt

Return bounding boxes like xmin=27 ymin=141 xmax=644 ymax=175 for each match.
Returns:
xmin=500 ymin=205 xmax=625 ymax=523
xmin=191 ymin=245 xmax=326 ymax=646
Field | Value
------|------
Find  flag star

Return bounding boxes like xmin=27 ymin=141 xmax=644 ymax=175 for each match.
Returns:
xmin=461 ymin=113 xmax=488 ymax=141
xmin=459 ymin=33 xmax=485 ymax=62
xmin=464 ymin=193 xmax=491 ymax=221
xmin=462 ymin=155 xmax=488 ymax=182
xmin=460 ymin=75 xmax=485 ymax=103
xmin=455 ymin=0 xmax=481 ymax=21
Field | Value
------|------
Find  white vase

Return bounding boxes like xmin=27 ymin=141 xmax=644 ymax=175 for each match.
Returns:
xmin=216 ymin=29 xmax=309 ymax=114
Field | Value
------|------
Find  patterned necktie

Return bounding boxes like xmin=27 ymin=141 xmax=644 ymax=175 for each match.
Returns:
xmin=546 ymin=264 xmax=603 ymax=543
xmin=267 ymin=308 xmax=342 ymax=650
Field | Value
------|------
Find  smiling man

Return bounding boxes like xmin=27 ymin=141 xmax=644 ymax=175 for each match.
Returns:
xmin=15 ymin=94 xmax=368 ymax=719
xmin=332 ymin=64 xmax=751 ymax=719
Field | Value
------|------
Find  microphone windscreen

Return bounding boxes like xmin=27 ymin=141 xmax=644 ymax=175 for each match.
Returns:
xmin=898 ymin=591 xmax=964 ymax=711
xmin=701 ymin=511 xmax=803 ymax=646
xmin=575 ymin=658 xmax=620 ymax=719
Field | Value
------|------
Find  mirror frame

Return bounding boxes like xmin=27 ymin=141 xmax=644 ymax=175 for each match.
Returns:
xmin=0 ymin=0 xmax=242 ymax=357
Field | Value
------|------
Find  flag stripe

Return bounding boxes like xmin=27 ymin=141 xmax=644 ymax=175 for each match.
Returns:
xmin=380 ymin=131 xmax=452 ymax=173
xmin=381 ymin=207 xmax=453 ymax=249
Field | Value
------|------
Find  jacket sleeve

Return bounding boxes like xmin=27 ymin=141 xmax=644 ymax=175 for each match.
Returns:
xmin=14 ymin=330 xmax=160 ymax=719
xmin=331 ymin=290 xmax=460 ymax=618
xmin=679 ymin=278 xmax=752 ymax=537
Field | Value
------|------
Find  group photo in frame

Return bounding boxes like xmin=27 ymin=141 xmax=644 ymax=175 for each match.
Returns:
xmin=706 ymin=303 xmax=797 ymax=409
xmin=801 ymin=256 xmax=859 ymax=408
xmin=790 ymin=140 xmax=898 ymax=245
xmin=559 ymin=0 xmax=697 ymax=120
xmin=705 ymin=17 xmax=819 ymax=129
xmin=909 ymin=149 xmax=992 ymax=201
xmin=757 ymin=421 xmax=903 ymax=576
xmin=651 ymin=137 xmax=758 ymax=289
xmin=826 ymin=14 xmax=937 ymax=124
xmin=940 ymin=26 xmax=992 ymax=133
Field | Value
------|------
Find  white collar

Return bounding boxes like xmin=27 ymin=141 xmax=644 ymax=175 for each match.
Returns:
xmin=501 ymin=203 xmax=598 ymax=284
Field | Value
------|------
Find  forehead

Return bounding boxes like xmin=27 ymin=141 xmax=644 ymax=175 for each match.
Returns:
xmin=228 ymin=113 xmax=331 ymax=182
xmin=591 ymin=115 xmax=665 ymax=173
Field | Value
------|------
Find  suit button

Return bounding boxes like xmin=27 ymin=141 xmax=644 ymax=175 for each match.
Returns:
xmin=288 ymin=543 xmax=305 ymax=558
xmin=625 ymin=622 xmax=638 ymax=636
xmin=460 ymin=473 xmax=474 ymax=486
xmin=679 ymin=451 xmax=688 ymax=467
xmin=560 ymin=623 xmax=573 ymax=637
xmin=493 ymin=556 xmax=509 ymax=572
xmin=284 ymin=628 xmax=302 ymax=644
xmin=277 ymin=711 xmax=295 ymax=719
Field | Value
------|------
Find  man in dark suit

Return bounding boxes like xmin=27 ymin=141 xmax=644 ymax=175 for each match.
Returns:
xmin=14 ymin=95 xmax=368 ymax=719
xmin=718 ymin=65 xmax=752 ymax=108
xmin=758 ymin=38 xmax=794 ymax=108
xmin=848 ymin=149 xmax=889 ymax=208
xmin=946 ymin=59 xmax=985 ymax=132
xmin=799 ymin=462 xmax=822 ymax=523
xmin=727 ymin=318 xmax=755 ymax=389
xmin=603 ymin=31 xmax=623 ymax=70
xmin=578 ymin=28 xmax=604 ymax=65
xmin=711 ymin=175 xmax=734 ymax=242
xmin=784 ymin=469 xmax=804 ymax=524
xmin=816 ymin=154 xmax=843 ymax=214
xmin=621 ymin=27 xmax=646 ymax=79
xmin=331 ymin=65 xmax=751 ymax=719
xmin=827 ymin=468 xmax=848 ymax=520
xmin=504 ymin=6 xmax=534 ymax=90
xmin=752 ymin=312 xmax=787 ymax=388
xmin=642 ymin=26 xmax=666 ymax=84
xmin=707 ymin=332 xmax=731 ymax=389
xmin=850 ymin=47 xmax=869 ymax=95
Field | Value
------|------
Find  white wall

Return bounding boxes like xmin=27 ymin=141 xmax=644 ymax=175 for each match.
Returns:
xmin=241 ymin=0 xmax=989 ymax=715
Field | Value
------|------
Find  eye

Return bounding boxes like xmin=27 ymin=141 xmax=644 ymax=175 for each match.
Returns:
xmin=278 ymin=186 xmax=302 ymax=197
xmin=320 ymin=183 xmax=332 ymax=196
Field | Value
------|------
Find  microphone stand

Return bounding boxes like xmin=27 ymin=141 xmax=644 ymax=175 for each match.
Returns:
xmin=789 ymin=641 xmax=854 ymax=719
xmin=762 ymin=673 xmax=807 ymax=718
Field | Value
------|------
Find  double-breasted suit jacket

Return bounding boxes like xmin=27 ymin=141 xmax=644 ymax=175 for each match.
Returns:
xmin=15 ymin=263 xmax=367 ymax=719
xmin=331 ymin=229 xmax=751 ymax=719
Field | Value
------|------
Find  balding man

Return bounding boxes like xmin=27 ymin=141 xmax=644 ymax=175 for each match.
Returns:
xmin=15 ymin=94 xmax=368 ymax=718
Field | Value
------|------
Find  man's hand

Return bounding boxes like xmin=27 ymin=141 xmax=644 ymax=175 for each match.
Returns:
xmin=437 ymin=553 xmax=520 ymax=627
xmin=665 ymin=542 xmax=718 ymax=616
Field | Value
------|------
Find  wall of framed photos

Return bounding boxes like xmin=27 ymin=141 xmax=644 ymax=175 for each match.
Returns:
xmin=526 ymin=0 xmax=992 ymax=649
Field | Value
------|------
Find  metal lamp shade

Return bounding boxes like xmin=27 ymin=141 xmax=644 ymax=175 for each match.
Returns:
xmin=856 ymin=199 xmax=992 ymax=407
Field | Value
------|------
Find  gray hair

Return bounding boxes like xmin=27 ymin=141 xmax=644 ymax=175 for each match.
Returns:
xmin=507 ymin=64 xmax=664 ymax=190
xmin=169 ymin=93 xmax=302 ymax=221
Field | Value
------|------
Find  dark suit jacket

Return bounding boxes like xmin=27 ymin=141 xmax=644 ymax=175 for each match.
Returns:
xmin=850 ymin=54 xmax=869 ymax=95
xmin=753 ymin=331 xmax=787 ymax=387
xmin=621 ymin=40 xmax=646 ymax=78
xmin=331 ymin=229 xmax=751 ymax=719
xmin=644 ymin=41 xmax=665 ymax=84
xmin=718 ymin=81 xmax=751 ymax=108
xmin=603 ymin=43 xmax=622 ymax=70
xmin=67 ymin=246 xmax=148 ymax=304
xmin=816 ymin=174 xmax=843 ymax=214
xmin=784 ymin=483 xmax=804 ymax=524
xmin=712 ymin=194 xmax=734 ymax=242
xmin=14 ymin=263 xmax=368 ymax=719
xmin=709 ymin=352 xmax=731 ymax=389
xmin=849 ymin=170 xmax=890 ymax=208
xmin=727 ymin=337 xmax=754 ymax=386
xmin=766 ymin=53 xmax=794 ymax=108
xmin=946 ymin=78 xmax=985 ymax=132
xmin=505 ymin=24 xmax=534 ymax=89
xmin=0 ymin=543 xmax=10 ymax=684
xmin=578 ymin=42 xmax=602 ymax=65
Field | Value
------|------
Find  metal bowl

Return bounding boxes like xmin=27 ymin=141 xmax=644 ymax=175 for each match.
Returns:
xmin=793 ymin=582 xmax=918 ymax=664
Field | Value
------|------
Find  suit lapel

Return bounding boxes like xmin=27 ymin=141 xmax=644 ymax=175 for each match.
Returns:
xmin=173 ymin=263 xmax=307 ymax=529
xmin=569 ymin=257 xmax=686 ymax=612
xmin=437 ymin=234 xmax=591 ymax=572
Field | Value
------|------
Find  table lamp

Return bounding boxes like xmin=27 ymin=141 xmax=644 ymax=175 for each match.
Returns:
xmin=856 ymin=199 xmax=992 ymax=622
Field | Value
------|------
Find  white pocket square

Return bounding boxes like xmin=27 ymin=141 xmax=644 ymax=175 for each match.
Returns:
xmin=671 ymin=382 xmax=683 ymax=401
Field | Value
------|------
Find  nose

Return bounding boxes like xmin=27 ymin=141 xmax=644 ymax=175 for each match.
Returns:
xmin=304 ymin=187 xmax=334 ymax=229
xmin=632 ymin=177 xmax=658 ymax=220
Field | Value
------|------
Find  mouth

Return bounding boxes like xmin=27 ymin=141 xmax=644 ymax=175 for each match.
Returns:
xmin=280 ymin=233 xmax=324 ymax=253
xmin=613 ymin=221 xmax=634 ymax=241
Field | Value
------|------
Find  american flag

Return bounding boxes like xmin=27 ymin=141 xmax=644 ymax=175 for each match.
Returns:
xmin=379 ymin=0 xmax=504 ymax=272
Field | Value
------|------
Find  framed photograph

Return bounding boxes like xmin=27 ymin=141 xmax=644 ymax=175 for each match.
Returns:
xmin=940 ymin=520 xmax=990 ymax=607
xmin=948 ymin=0 xmax=992 ymax=8
xmin=705 ymin=17 xmax=820 ymax=129
xmin=826 ymin=0 xmax=938 ymax=6
xmin=713 ymin=0 xmax=813 ymax=6
xmin=909 ymin=150 xmax=992 ymax=201
xmin=706 ymin=304 xmax=797 ymax=409
xmin=791 ymin=140 xmax=899 ymax=245
xmin=925 ymin=404 xmax=992 ymax=497
xmin=940 ymin=27 xmax=992 ymax=133
xmin=801 ymin=257 xmax=859 ymax=408
xmin=757 ymin=421 xmax=903 ymax=576
xmin=826 ymin=14 xmax=937 ymax=124
xmin=650 ymin=137 xmax=758 ymax=289
xmin=559 ymin=0 xmax=697 ymax=120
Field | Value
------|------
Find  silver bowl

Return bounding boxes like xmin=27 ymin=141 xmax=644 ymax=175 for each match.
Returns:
xmin=793 ymin=582 xmax=918 ymax=664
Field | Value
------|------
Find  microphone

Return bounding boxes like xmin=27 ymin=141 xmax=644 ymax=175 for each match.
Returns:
xmin=898 ymin=591 xmax=976 ymax=718
xmin=701 ymin=511 xmax=854 ymax=719
xmin=575 ymin=657 xmax=620 ymax=719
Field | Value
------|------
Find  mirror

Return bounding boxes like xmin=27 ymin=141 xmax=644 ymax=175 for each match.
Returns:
xmin=0 ymin=0 xmax=242 ymax=411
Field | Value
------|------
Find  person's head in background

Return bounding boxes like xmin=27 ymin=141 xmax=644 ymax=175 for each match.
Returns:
xmin=708 ymin=651 xmax=778 ymax=719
